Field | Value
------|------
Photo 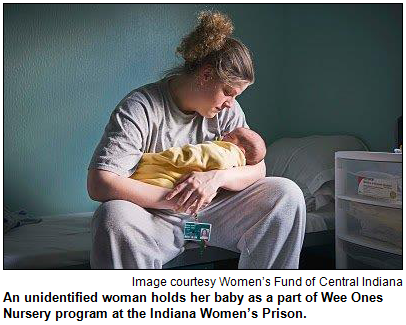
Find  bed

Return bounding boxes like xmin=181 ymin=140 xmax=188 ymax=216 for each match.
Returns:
xmin=3 ymin=206 xmax=336 ymax=270
xmin=265 ymin=135 xmax=368 ymax=269
xmin=3 ymin=135 xmax=368 ymax=270
xmin=4 ymin=213 xmax=92 ymax=269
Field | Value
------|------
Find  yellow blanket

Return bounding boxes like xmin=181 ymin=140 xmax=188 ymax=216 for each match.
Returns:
xmin=130 ymin=141 xmax=246 ymax=188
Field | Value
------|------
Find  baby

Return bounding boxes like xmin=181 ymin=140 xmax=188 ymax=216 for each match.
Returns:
xmin=221 ymin=127 xmax=266 ymax=165
xmin=130 ymin=127 xmax=267 ymax=188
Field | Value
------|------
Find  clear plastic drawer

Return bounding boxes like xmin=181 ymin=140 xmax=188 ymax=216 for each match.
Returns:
xmin=339 ymin=240 xmax=402 ymax=269
xmin=336 ymin=158 xmax=402 ymax=206
xmin=336 ymin=199 xmax=402 ymax=253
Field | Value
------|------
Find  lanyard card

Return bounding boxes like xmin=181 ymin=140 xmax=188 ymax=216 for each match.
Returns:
xmin=184 ymin=222 xmax=212 ymax=241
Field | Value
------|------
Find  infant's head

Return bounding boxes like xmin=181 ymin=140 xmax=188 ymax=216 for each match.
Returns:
xmin=221 ymin=127 xmax=266 ymax=165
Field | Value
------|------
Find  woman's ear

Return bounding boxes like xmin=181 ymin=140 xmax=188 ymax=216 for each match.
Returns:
xmin=200 ymin=64 xmax=214 ymax=82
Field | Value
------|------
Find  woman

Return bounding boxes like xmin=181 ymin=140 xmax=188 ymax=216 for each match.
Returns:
xmin=87 ymin=11 xmax=306 ymax=269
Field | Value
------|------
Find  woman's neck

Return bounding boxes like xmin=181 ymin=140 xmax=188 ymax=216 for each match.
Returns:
xmin=168 ymin=74 xmax=197 ymax=114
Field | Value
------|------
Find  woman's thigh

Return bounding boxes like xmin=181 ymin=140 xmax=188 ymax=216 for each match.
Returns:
xmin=198 ymin=177 xmax=306 ymax=252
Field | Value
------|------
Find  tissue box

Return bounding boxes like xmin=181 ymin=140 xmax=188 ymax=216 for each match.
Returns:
xmin=357 ymin=176 xmax=398 ymax=200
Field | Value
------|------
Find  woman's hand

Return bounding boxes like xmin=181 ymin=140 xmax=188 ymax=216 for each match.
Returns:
xmin=165 ymin=170 xmax=223 ymax=215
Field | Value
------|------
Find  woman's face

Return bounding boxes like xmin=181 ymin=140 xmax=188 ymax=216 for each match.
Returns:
xmin=193 ymin=69 xmax=249 ymax=118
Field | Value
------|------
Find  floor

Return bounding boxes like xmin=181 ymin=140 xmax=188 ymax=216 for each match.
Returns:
xmin=299 ymin=244 xmax=335 ymax=269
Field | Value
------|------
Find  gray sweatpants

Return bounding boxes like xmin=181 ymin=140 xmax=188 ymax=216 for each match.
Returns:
xmin=90 ymin=177 xmax=306 ymax=269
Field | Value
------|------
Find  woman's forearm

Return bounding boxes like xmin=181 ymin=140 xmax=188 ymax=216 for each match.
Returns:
xmin=87 ymin=169 xmax=176 ymax=210
xmin=216 ymin=160 xmax=266 ymax=191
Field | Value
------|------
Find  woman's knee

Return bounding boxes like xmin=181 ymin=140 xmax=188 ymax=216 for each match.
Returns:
xmin=256 ymin=177 xmax=306 ymax=218
xmin=272 ymin=177 xmax=304 ymax=204
xmin=257 ymin=177 xmax=304 ymax=202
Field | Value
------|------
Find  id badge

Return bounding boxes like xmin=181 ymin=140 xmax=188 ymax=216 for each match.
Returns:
xmin=184 ymin=222 xmax=212 ymax=241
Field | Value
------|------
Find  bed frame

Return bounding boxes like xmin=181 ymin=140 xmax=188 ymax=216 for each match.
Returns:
xmin=163 ymin=230 xmax=335 ymax=270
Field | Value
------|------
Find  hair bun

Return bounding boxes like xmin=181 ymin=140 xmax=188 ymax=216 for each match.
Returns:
xmin=177 ymin=10 xmax=234 ymax=64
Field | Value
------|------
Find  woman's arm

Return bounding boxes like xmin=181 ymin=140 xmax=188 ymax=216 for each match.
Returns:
xmin=165 ymin=160 xmax=266 ymax=214
xmin=216 ymin=160 xmax=266 ymax=191
xmin=87 ymin=169 xmax=177 ymax=210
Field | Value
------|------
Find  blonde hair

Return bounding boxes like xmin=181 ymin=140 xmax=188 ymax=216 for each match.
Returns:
xmin=167 ymin=10 xmax=255 ymax=86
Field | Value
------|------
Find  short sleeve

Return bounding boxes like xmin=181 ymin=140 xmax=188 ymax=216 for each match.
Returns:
xmin=218 ymin=99 xmax=249 ymax=134
xmin=88 ymin=98 xmax=149 ymax=177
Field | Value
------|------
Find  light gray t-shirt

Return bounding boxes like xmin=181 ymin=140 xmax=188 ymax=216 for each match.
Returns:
xmin=88 ymin=78 xmax=249 ymax=177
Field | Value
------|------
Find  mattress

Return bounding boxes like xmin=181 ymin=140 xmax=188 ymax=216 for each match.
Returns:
xmin=3 ymin=204 xmax=335 ymax=269
xmin=3 ymin=213 xmax=92 ymax=269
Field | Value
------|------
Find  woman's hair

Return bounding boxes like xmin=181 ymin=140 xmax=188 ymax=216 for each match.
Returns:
xmin=166 ymin=10 xmax=254 ymax=86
